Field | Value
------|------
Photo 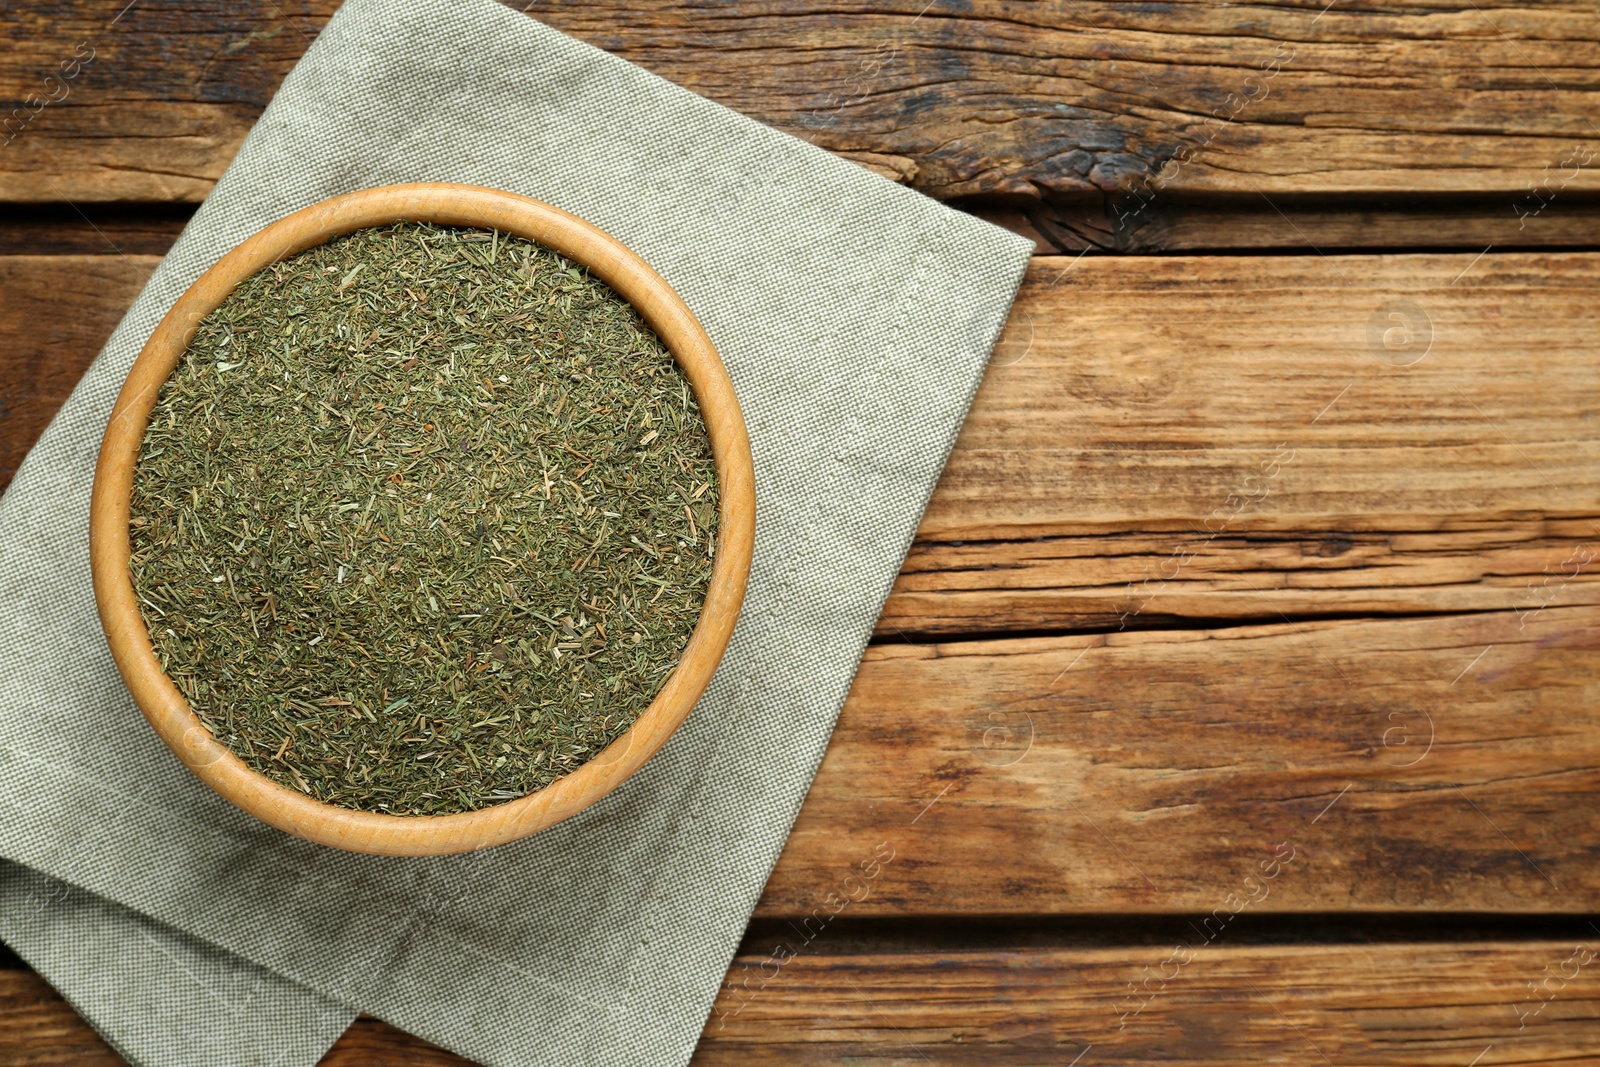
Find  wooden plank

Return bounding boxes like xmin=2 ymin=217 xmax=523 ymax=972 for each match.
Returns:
xmin=4 ymin=251 xmax=1597 ymax=626
xmin=928 ymin=252 xmax=1600 ymax=541
xmin=892 ymin=250 xmax=1600 ymax=632
xmin=762 ymin=605 xmax=1600 ymax=915
xmin=8 ymin=940 xmax=1600 ymax=1065
xmin=704 ymin=941 xmax=1600 ymax=1065
xmin=0 ymin=255 xmax=153 ymax=487
xmin=0 ymin=969 xmax=124 ymax=1067
xmin=5 ymin=1 xmax=1600 ymax=213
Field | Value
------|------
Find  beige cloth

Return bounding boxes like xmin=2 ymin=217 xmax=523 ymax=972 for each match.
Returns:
xmin=0 ymin=0 xmax=1032 ymax=1063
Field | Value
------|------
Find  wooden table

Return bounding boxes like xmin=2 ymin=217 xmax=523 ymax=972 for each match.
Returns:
xmin=4 ymin=2 xmax=1599 ymax=1063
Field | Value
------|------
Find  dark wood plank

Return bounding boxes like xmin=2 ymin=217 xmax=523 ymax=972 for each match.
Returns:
xmin=4 ymin=0 xmax=1600 ymax=247
xmin=0 ymin=969 xmax=123 ymax=1067
xmin=702 ymin=941 xmax=1600 ymax=1065
xmin=0 ymin=254 xmax=153 ymax=487
xmin=979 ymin=194 xmax=1600 ymax=254
xmin=0 ymin=208 xmax=188 ymax=256
xmin=8 ymin=939 xmax=1600 ymax=1065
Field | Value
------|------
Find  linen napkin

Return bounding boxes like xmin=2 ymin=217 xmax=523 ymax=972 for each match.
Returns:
xmin=0 ymin=0 xmax=1033 ymax=1064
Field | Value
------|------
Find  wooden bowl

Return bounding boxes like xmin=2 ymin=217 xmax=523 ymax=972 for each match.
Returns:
xmin=89 ymin=183 xmax=755 ymax=856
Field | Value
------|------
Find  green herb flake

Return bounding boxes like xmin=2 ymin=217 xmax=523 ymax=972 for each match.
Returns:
xmin=129 ymin=221 xmax=719 ymax=816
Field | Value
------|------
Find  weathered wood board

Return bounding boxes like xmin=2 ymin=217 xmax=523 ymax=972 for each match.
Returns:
xmin=10 ymin=253 xmax=1597 ymax=630
xmin=4 ymin=0 xmax=1599 ymax=251
xmin=7 ymin=940 xmax=1599 ymax=1065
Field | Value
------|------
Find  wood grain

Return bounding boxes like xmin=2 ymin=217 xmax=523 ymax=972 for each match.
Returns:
xmin=6 ymin=252 xmax=1598 ymax=630
xmin=0 ymin=208 xmax=187 ymax=257
xmin=5 ymin=252 xmax=1598 ymax=911
xmin=0 ymin=254 xmax=152 ymax=486
xmin=885 ymin=522 xmax=1600 ymax=636
xmin=703 ymin=942 xmax=1600 ymax=1065
xmin=6 ymin=0 xmax=1600 ymax=224
xmin=900 ymin=250 xmax=1600 ymax=630
xmin=9 ymin=940 xmax=1600 ymax=1066
xmin=766 ymin=604 xmax=1600 ymax=915
xmin=0 ymin=971 xmax=125 ymax=1067
xmin=981 ymin=195 xmax=1600 ymax=255
xmin=929 ymin=252 xmax=1600 ymax=541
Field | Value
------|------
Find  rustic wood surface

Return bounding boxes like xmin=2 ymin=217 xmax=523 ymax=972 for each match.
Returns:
xmin=12 ymin=253 xmax=1597 ymax=627
xmin=7 ymin=252 xmax=1600 ymax=918
xmin=770 ymin=606 xmax=1600 ymax=914
xmin=0 ymin=255 xmax=150 ymax=488
xmin=4 ymin=0 xmax=1598 ymax=1064
xmin=5 ymin=1 xmax=1600 ymax=249
xmin=8 ymin=939 xmax=1600 ymax=1065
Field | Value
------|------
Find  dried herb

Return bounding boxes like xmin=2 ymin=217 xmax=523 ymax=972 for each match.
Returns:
xmin=129 ymin=221 xmax=718 ymax=816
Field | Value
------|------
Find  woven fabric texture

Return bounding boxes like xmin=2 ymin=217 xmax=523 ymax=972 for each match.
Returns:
xmin=0 ymin=0 xmax=1032 ymax=1063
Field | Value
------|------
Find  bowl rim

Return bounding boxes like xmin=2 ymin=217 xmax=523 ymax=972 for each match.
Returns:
xmin=88 ymin=182 xmax=756 ymax=856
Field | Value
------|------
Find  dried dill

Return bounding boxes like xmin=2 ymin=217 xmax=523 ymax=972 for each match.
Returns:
xmin=128 ymin=221 xmax=719 ymax=816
